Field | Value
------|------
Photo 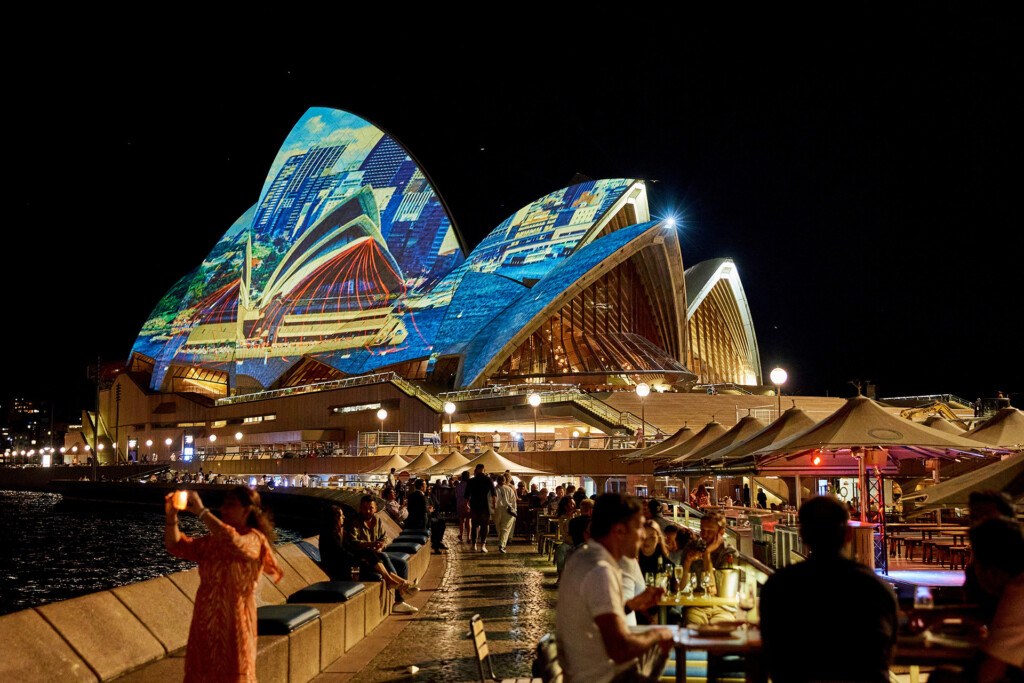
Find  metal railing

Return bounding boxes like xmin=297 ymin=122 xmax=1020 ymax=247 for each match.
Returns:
xmin=880 ymin=393 xmax=973 ymax=408
xmin=213 ymin=371 xmax=443 ymax=412
xmin=438 ymin=383 xmax=578 ymax=402
xmin=694 ymin=383 xmax=754 ymax=395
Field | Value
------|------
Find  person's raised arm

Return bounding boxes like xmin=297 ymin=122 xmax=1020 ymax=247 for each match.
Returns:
xmin=593 ymin=613 xmax=674 ymax=663
xmin=185 ymin=491 xmax=232 ymax=536
xmin=164 ymin=493 xmax=183 ymax=552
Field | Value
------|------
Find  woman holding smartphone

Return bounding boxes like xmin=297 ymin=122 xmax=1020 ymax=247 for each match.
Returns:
xmin=165 ymin=487 xmax=283 ymax=683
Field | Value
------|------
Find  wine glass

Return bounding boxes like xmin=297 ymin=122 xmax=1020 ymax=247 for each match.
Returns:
xmin=674 ymin=565 xmax=685 ymax=597
xmin=738 ymin=583 xmax=756 ymax=630
xmin=645 ymin=572 xmax=655 ymax=588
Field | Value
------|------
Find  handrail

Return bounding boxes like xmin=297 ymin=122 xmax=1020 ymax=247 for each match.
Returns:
xmin=213 ymin=371 xmax=443 ymax=412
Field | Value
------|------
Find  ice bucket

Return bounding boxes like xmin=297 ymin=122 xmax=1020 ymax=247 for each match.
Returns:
xmin=715 ymin=568 xmax=739 ymax=599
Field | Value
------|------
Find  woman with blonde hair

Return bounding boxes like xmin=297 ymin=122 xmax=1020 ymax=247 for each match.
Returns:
xmin=165 ymin=486 xmax=283 ymax=683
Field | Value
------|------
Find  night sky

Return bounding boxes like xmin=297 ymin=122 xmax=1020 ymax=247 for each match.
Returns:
xmin=8 ymin=18 xmax=1021 ymax=421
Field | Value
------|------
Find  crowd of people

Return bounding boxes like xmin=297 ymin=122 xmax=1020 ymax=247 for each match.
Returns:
xmin=554 ymin=490 xmax=1022 ymax=683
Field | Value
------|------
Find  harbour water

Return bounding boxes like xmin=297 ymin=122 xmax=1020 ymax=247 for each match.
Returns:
xmin=0 ymin=490 xmax=301 ymax=616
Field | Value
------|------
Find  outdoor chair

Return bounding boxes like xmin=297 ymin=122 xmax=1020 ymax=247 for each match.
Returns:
xmin=470 ymin=614 xmax=541 ymax=683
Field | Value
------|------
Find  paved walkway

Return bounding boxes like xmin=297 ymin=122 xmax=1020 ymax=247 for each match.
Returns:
xmin=318 ymin=525 xmax=557 ymax=682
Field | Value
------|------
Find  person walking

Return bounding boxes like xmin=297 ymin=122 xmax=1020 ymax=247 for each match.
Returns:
xmin=466 ymin=463 xmax=495 ymax=552
xmin=454 ymin=470 xmax=471 ymax=542
xmin=493 ymin=472 xmax=518 ymax=553
xmin=164 ymin=487 xmax=284 ymax=683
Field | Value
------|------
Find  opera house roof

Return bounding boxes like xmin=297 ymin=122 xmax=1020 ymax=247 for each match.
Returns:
xmin=131 ymin=107 xmax=758 ymax=396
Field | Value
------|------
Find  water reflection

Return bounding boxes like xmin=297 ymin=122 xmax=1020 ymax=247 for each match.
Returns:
xmin=0 ymin=490 xmax=301 ymax=616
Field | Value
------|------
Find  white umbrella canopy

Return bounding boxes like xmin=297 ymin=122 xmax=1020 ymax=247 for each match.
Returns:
xmin=461 ymin=448 xmax=552 ymax=476
xmin=423 ymin=450 xmax=472 ymax=476
xmin=615 ymin=425 xmax=695 ymax=462
xmin=361 ymin=453 xmax=412 ymax=475
xmin=753 ymin=395 xmax=996 ymax=464
xmin=403 ymin=450 xmax=440 ymax=473
xmin=664 ymin=406 xmax=819 ymax=475
xmin=656 ymin=416 xmax=766 ymax=473
xmin=903 ymin=452 xmax=1024 ymax=515
xmin=921 ymin=416 xmax=967 ymax=435
xmin=965 ymin=408 xmax=1024 ymax=450
xmin=659 ymin=421 xmax=730 ymax=465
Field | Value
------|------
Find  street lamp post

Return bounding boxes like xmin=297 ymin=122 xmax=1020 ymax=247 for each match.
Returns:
xmin=377 ymin=408 xmax=388 ymax=449
xmin=528 ymin=393 xmax=544 ymax=450
xmin=444 ymin=402 xmax=456 ymax=445
xmin=769 ymin=367 xmax=788 ymax=420
xmin=635 ymin=382 xmax=650 ymax=447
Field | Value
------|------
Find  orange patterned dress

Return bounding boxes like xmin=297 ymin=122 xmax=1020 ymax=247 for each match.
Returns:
xmin=169 ymin=526 xmax=283 ymax=682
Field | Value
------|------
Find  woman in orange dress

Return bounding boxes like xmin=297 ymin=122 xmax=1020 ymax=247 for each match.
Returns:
xmin=165 ymin=486 xmax=283 ymax=683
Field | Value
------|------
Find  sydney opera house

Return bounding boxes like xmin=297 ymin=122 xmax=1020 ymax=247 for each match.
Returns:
xmin=80 ymin=107 xmax=763 ymax=462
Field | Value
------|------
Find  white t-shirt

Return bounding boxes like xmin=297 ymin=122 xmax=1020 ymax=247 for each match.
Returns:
xmin=619 ymin=556 xmax=645 ymax=627
xmin=556 ymin=541 xmax=634 ymax=683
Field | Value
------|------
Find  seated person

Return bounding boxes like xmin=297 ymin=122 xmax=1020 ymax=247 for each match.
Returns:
xmin=662 ymin=524 xmax=695 ymax=566
xmin=963 ymin=490 xmax=1016 ymax=621
xmin=341 ymin=496 xmax=420 ymax=615
xmin=637 ymin=520 xmax=672 ymax=577
xmin=970 ymin=517 xmax=1024 ymax=682
xmin=678 ymin=510 xmax=738 ymax=625
xmin=383 ymin=488 xmax=408 ymax=524
xmin=557 ymin=493 xmax=673 ymax=682
xmin=568 ymin=498 xmax=595 ymax=547
xmin=760 ymin=496 xmax=898 ymax=683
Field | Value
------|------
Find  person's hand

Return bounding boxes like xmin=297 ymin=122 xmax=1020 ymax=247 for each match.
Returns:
xmin=685 ymin=549 xmax=702 ymax=564
xmin=629 ymin=585 xmax=666 ymax=612
xmin=164 ymin=492 xmax=176 ymax=519
xmin=654 ymin=627 xmax=675 ymax=653
xmin=185 ymin=491 xmax=205 ymax=516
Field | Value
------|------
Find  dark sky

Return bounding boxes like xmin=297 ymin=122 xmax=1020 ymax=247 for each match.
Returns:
xmin=7 ymin=17 xmax=1021 ymax=421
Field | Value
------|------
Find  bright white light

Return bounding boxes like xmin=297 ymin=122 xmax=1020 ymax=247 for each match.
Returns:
xmin=635 ymin=382 xmax=651 ymax=398
xmin=444 ymin=401 xmax=456 ymax=415
xmin=59 ymin=447 xmax=66 ymax=453
xmin=377 ymin=408 xmax=388 ymax=421
xmin=42 ymin=454 xmax=51 ymax=467
xmin=165 ymin=438 xmax=173 ymax=445
xmin=208 ymin=434 xmax=217 ymax=442
xmin=234 ymin=432 xmax=243 ymax=441
xmin=96 ymin=444 xmax=103 ymax=451
xmin=145 ymin=440 xmax=153 ymax=447
xmin=770 ymin=367 xmax=788 ymax=386
xmin=528 ymin=393 xmax=541 ymax=408
xmin=572 ymin=431 xmax=580 ymax=438
xmin=666 ymin=217 xmax=677 ymax=228
xmin=84 ymin=445 xmax=90 ymax=452
xmin=72 ymin=446 xmax=78 ymax=452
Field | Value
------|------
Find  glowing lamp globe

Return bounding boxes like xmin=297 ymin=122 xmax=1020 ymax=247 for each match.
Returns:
xmin=770 ymin=368 xmax=788 ymax=386
xmin=377 ymin=409 xmax=388 ymax=421
xmin=165 ymin=438 xmax=173 ymax=445
xmin=208 ymin=435 xmax=216 ymax=443
xmin=234 ymin=432 xmax=243 ymax=441
xmin=635 ymin=382 xmax=651 ymax=398
xmin=444 ymin=401 xmax=456 ymax=415
xmin=528 ymin=393 xmax=541 ymax=408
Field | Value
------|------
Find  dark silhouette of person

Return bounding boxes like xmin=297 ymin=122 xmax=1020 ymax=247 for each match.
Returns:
xmin=760 ymin=496 xmax=898 ymax=683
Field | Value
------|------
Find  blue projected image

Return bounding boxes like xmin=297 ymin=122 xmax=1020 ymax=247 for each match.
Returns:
xmin=131 ymin=106 xmax=647 ymax=393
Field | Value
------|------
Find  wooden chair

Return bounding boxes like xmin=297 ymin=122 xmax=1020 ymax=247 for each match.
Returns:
xmin=533 ymin=633 xmax=563 ymax=682
xmin=470 ymin=614 xmax=541 ymax=683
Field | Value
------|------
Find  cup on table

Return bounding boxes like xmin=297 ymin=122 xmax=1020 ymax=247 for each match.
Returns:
xmin=173 ymin=490 xmax=188 ymax=511
xmin=350 ymin=566 xmax=362 ymax=582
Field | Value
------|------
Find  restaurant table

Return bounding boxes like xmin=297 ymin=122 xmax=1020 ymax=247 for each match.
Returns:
xmin=631 ymin=623 xmax=765 ymax=683
xmin=656 ymin=593 xmax=739 ymax=629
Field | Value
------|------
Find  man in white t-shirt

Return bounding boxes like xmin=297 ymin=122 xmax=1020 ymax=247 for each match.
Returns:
xmin=556 ymin=493 xmax=673 ymax=683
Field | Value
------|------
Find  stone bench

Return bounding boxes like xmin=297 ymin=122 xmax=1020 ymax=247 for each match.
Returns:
xmin=0 ymin=536 xmax=432 ymax=683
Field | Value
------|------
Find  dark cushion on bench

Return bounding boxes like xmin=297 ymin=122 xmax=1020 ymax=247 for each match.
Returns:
xmin=256 ymin=604 xmax=320 ymax=635
xmin=398 ymin=531 xmax=429 ymax=542
xmin=296 ymin=540 xmax=321 ymax=563
xmin=384 ymin=551 xmax=411 ymax=564
xmin=287 ymin=581 xmax=366 ymax=604
xmin=386 ymin=542 xmax=422 ymax=553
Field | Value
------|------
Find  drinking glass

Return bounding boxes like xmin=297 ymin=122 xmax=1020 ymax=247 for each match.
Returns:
xmin=674 ymin=565 xmax=685 ymax=596
xmin=738 ymin=583 xmax=756 ymax=629
xmin=645 ymin=573 xmax=655 ymax=588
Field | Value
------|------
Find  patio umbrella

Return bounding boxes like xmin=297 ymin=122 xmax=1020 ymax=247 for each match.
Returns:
xmin=656 ymin=415 xmax=766 ymax=473
xmin=361 ymin=453 xmax=412 ymax=475
xmin=403 ymin=449 xmax=439 ymax=473
xmin=920 ymin=416 xmax=966 ymax=435
xmin=902 ymin=452 xmax=1024 ymax=517
xmin=660 ymin=406 xmax=818 ymax=476
xmin=614 ymin=425 xmax=695 ymax=461
xmin=964 ymin=408 xmax=1024 ymax=450
xmin=423 ymin=450 xmax=472 ymax=476
xmin=461 ymin=448 xmax=552 ymax=476
xmin=657 ymin=421 xmax=730 ymax=465
xmin=752 ymin=395 xmax=1002 ymax=541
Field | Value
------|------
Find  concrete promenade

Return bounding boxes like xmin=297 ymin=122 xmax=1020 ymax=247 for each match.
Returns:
xmin=318 ymin=525 xmax=557 ymax=682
